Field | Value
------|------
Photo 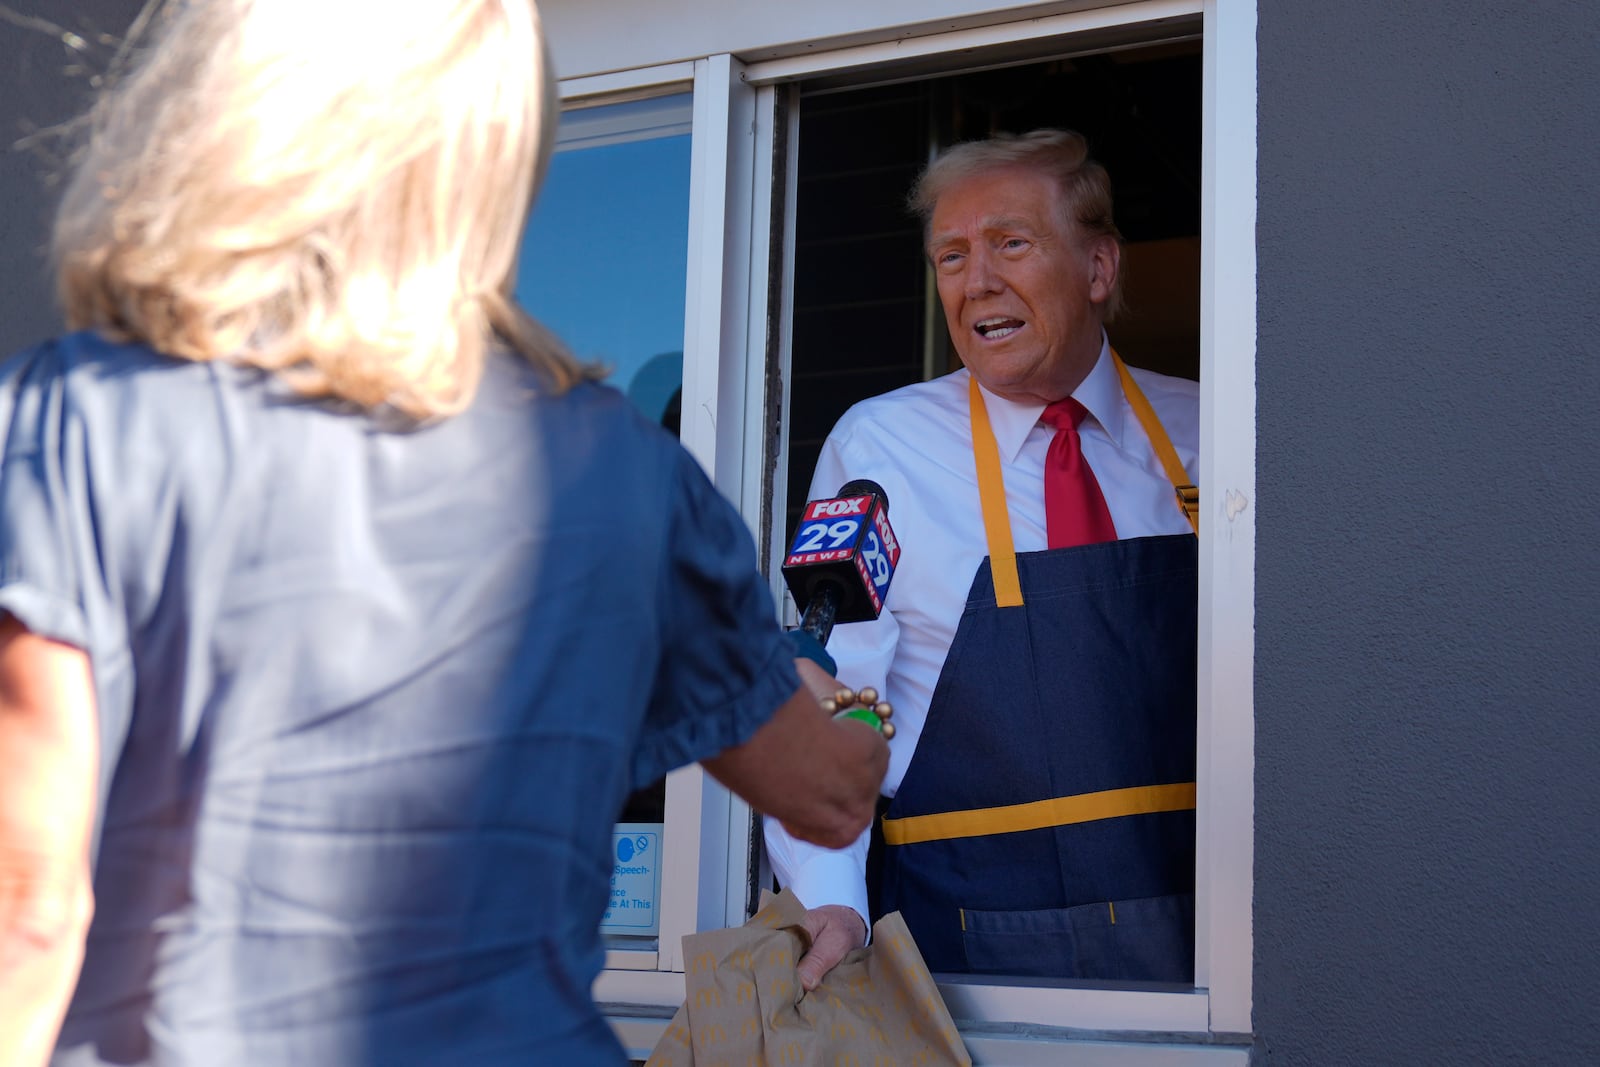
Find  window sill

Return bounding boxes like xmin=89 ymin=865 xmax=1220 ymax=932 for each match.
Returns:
xmin=937 ymin=973 xmax=1209 ymax=1032
xmin=604 ymin=946 xmax=661 ymax=971
xmin=598 ymin=971 xmax=1248 ymax=1064
xmin=605 ymin=1006 xmax=1250 ymax=1066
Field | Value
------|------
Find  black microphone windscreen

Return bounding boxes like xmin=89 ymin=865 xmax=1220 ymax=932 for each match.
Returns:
xmin=837 ymin=479 xmax=889 ymax=514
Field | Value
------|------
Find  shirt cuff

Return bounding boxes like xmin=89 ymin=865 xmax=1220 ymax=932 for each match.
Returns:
xmin=784 ymin=627 xmax=837 ymax=677
xmin=764 ymin=817 xmax=872 ymax=942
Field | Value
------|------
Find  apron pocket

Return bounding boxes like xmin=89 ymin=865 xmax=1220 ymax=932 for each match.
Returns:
xmin=961 ymin=894 xmax=1194 ymax=981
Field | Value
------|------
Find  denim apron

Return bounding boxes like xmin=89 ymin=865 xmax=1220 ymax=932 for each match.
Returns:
xmin=877 ymin=355 xmax=1199 ymax=981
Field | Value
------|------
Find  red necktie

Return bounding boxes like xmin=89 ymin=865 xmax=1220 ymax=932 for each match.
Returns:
xmin=1041 ymin=398 xmax=1117 ymax=549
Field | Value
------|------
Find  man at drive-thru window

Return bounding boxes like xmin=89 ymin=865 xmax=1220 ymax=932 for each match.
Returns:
xmin=765 ymin=128 xmax=1201 ymax=986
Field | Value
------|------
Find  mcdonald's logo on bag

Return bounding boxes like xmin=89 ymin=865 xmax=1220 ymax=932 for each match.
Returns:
xmin=695 ymin=1024 xmax=727 ymax=1048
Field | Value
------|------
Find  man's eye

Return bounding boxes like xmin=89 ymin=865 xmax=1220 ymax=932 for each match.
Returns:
xmin=1002 ymin=237 xmax=1029 ymax=251
xmin=937 ymin=251 xmax=964 ymax=268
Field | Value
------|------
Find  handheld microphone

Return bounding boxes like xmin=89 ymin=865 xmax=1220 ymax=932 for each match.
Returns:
xmin=781 ymin=479 xmax=900 ymax=647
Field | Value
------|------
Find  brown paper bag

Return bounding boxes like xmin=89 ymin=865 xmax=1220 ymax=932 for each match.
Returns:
xmin=645 ymin=889 xmax=971 ymax=1067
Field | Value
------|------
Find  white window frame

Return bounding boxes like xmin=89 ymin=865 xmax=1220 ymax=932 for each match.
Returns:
xmin=582 ymin=1 xmax=1257 ymax=1059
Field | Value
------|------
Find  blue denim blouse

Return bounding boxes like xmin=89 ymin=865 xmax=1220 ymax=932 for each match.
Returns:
xmin=0 ymin=333 xmax=798 ymax=1066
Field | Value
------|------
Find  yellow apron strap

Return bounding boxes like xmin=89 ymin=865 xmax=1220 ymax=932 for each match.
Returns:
xmin=968 ymin=375 xmax=1024 ymax=608
xmin=881 ymin=782 xmax=1198 ymax=846
xmin=1112 ymin=350 xmax=1199 ymax=535
xmin=967 ymin=353 xmax=1197 ymax=609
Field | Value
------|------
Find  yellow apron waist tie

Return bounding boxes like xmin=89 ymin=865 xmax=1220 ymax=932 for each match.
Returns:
xmin=881 ymin=781 xmax=1197 ymax=846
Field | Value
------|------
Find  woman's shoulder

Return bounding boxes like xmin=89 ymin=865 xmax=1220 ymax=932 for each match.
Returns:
xmin=4 ymin=330 xmax=178 ymax=388
xmin=500 ymin=355 xmax=681 ymax=460
xmin=2 ymin=330 xmax=272 ymax=420
xmin=0 ymin=331 xmax=248 ymax=455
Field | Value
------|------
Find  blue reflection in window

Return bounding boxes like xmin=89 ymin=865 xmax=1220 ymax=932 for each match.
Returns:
xmin=514 ymin=95 xmax=692 ymax=430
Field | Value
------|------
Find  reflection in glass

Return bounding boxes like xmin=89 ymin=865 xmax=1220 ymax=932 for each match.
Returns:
xmin=514 ymin=94 xmax=691 ymax=429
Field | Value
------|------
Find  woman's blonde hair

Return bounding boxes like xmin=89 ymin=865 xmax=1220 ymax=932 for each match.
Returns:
xmin=52 ymin=0 xmax=598 ymax=417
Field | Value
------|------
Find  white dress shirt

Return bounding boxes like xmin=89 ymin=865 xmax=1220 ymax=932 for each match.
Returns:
xmin=764 ymin=337 xmax=1199 ymax=926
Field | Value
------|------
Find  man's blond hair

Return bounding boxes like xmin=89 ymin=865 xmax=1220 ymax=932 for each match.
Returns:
xmin=51 ymin=0 xmax=596 ymax=417
xmin=909 ymin=128 xmax=1125 ymax=320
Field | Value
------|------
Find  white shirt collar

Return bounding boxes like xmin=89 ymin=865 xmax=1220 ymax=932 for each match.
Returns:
xmin=974 ymin=335 xmax=1126 ymax=463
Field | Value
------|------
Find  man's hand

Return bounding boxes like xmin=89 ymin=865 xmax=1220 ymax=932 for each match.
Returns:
xmin=797 ymin=904 xmax=868 ymax=991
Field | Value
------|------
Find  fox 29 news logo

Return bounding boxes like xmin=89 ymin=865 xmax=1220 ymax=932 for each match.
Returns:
xmin=784 ymin=493 xmax=900 ymax=612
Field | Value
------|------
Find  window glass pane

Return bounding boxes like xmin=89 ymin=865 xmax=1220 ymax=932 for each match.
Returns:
xmin=515 ymin=93 xmax=692 ymax=431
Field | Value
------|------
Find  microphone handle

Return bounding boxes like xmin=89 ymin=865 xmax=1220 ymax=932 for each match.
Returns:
xmin=800 ymin=582 xmax=842 ymax=648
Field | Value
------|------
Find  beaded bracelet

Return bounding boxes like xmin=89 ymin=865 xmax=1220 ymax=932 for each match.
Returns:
xmin=819 ymin=686 xmax=895 ymax=739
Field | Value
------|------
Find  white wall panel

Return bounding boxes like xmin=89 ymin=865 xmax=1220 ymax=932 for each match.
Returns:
xmin=539 ymin=0 xmax=1143 ymax=79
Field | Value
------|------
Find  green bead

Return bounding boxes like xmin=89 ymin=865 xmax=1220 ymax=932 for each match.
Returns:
xmin=834 ymin=707 xmax=888 ymax=734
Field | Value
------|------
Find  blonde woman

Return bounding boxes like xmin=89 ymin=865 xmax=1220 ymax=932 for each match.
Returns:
xmin=0 ymin=2 xmax=887 ymax=1065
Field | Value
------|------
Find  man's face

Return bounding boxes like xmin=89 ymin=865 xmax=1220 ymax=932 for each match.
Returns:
xmin=928 ymin=165 xmax=1118 ymax=406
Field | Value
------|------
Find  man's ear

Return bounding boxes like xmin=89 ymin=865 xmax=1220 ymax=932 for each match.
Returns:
xmin=1086 ymin=235 xmax=1121 ymax=307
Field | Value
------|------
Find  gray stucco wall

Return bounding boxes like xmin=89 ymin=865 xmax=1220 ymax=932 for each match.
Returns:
xmin=1256 ymin=1 xmax=1600 ymax=1063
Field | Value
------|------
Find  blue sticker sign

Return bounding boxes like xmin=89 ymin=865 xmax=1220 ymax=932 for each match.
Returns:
xmin=601 ymin=822 xmax=662 ymax=934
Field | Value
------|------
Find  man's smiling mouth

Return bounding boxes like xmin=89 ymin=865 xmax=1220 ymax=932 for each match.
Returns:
xmin=974 ymin=317 xmax=1025 ymax=339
